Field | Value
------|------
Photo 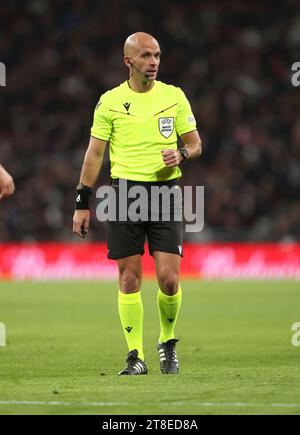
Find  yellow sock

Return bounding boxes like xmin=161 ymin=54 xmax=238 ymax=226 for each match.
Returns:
xmin=157 ymin=285 xmax=182 ymax=343
xmin=118 ymin=291 xmax=144 ymax=361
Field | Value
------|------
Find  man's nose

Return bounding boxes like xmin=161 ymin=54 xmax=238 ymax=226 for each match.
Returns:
xmin=149 ymin=56 xmax=158 ymax=67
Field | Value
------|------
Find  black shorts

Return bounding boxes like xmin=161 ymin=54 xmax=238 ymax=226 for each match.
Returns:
xmin=107 ymin=178 xmax=183 ymax=259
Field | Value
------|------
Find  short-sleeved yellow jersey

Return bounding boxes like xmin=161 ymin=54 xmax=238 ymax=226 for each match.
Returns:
xmin=91 ymin=80 xmax=197 ymax=181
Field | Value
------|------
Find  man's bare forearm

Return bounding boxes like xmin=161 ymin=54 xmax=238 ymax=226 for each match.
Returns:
xmin=78 ymin=136 xmax=107 ymax=188
xmin=181 ymin=130 xmax=202 ymax=160
xmin=183 ymin=140 xmax=202 ymax=160
xmin=80 ymin=152 xmax=104 ymax=188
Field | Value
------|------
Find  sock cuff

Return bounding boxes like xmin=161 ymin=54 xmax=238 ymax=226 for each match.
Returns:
xmin=158 ymin=286 xmax=182 ymax=304
xmin=118 ymin=290 xmax=142 ymax=305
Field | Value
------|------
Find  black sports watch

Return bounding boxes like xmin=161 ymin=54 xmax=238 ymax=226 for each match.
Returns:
xmin=179 ymin=147 xmax=189 ymax=162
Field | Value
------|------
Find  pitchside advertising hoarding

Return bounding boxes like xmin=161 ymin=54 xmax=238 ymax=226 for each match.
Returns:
xmin=0 ymin=243 xmax=300 ymax=280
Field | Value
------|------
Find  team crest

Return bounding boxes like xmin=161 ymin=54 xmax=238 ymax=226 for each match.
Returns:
xmin=158 ymin=117 xmax=174 ymax=138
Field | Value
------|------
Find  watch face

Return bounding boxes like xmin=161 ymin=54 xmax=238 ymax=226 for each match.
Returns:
xmin=181 ymin=148 xmax=188 ymax=160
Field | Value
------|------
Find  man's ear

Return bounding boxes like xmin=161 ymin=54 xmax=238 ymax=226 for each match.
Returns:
xmin=124 ymin=56 xmax=132 ymax=68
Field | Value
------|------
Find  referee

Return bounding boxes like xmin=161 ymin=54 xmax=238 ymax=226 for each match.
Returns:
xmin=73 ymin=32 xmax=202 ymax=375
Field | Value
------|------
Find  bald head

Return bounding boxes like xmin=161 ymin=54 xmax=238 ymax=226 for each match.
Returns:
xmin=124 ymin=32 xmax=160 ymax=57
xmin=123 ymin=32 xmax=161 ymax=83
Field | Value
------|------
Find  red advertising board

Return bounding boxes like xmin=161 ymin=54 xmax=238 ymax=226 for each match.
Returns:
xmin=0 ymin=243 xmax=300 ymax=280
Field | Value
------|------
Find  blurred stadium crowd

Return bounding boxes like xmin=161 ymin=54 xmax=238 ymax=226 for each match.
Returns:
xmin=1 ymin=0 xmax=300 ymax=242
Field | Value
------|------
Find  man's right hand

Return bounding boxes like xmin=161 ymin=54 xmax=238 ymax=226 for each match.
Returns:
xmin=0 ymin=165 xmax=15 ymax=200
xmin=73 ymin=210 xmax=90 ymax=238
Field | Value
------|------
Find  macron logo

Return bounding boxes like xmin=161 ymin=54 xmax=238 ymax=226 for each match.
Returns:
xmin=76 ymin=194 xmax=81 ymax=202
xmin=178 ymin=245 xmax=182 ymax=255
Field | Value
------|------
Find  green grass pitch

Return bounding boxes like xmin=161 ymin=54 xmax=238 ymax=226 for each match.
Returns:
xmin=0 ymin=279 xmax=300 ymax=415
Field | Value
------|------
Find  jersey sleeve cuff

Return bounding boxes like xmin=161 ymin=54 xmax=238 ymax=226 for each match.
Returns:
xmin=90 ymin=133 xmax=110 ymax=141
xmin=177 ymin=127 xmax=197 ymax=136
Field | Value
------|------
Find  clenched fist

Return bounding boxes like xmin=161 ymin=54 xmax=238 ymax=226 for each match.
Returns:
xmin=161 ymin=149 xmax=182 ymax=167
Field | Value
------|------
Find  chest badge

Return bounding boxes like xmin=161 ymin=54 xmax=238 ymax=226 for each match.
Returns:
xmin=158 ymin=117 xmax=174 ymax=138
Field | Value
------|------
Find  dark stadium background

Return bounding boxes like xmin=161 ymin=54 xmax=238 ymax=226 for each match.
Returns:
xmin=1 ymin=0 xmax=300 ymax=243
xmin=2 ymin=1 xmax=300 ymax=417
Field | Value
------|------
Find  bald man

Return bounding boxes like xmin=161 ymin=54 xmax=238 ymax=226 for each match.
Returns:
xmin=0 ymin=165 xmax=15 ymax=200
xmin=73 ymin=32 xmax=202 ymax=375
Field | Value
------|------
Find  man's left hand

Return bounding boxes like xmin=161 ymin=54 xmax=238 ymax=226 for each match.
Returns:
xmin=161 ymin=149 xmax=182 ymax=167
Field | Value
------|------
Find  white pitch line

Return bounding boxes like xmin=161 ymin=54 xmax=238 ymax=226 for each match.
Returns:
xmin=0 ymin=400 xmax=300 ymax=409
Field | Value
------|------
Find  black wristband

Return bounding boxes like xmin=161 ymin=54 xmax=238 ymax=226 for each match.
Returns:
xmin=75 ymin=183 xmax=92 ymax=210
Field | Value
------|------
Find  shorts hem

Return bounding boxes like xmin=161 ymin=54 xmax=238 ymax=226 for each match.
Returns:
xmin=107 ymin=250 xmax=145 ymax=260
xmin=149 ymin=248 xmax=183 ymax=258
